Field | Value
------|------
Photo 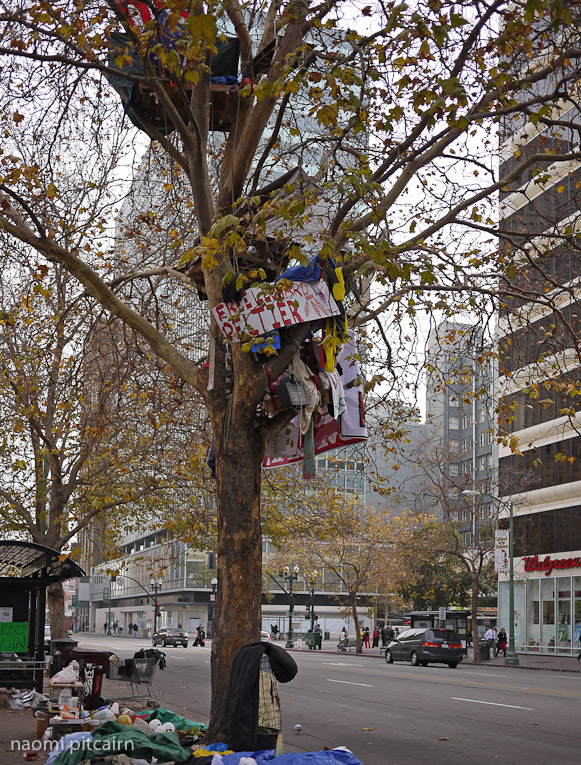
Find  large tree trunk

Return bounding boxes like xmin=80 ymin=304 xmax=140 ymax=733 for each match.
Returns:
xmin=350 ymin=591 xmax=362 ymax=655
xmin=47 ymin=582 xmax=68 ymax=639
xmin=206 ymin=393 xmax=266 ymax=740
xmin=471 ymin=577 xmax=481 ymax=664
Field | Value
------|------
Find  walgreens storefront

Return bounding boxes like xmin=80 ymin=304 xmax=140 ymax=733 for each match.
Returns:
xmin=498 ymin=554 xmax=581 ymax=655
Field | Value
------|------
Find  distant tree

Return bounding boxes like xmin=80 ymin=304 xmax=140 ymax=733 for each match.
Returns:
xmin=268 ymin=473 xmax=419 ymax=653
xmin=0 ymin=260 xmax=207 ymax=636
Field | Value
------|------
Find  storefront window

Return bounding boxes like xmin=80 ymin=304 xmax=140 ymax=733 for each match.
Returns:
xmin=498 ymin=580 xmax=507 ymax=641
xmin=541 ymin=578 xmax=555 ymax=651
xmin=526 ymin=579 xmax=540 ymax=650
xmin=514 ymin=580 xmax=526 ymax=651
xmin=557 ymin=577 xmax=571 ymax=653
xmin=574 ymin=576 xmax=581 ymax=652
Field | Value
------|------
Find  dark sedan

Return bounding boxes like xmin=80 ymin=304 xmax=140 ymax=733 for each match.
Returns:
xmin=152 ymin=627 xmax=188 ymax=647
xmin=385 ymin=627 xmax=464 ymax=668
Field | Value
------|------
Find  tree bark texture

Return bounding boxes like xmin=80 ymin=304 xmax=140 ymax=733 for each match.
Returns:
xmin=350 ymin=591 xmax=362 ymax=655
xmin=206 ymin=388 xmax=266 ymax=740
xmin=47 ymin=582 xmax=68 ymax=640
xmin=471 ymin=578 xmax=481 ymax=663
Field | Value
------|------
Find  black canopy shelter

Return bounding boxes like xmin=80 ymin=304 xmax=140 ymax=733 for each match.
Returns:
xmin=0 ymin=540 xmax=85 ymax=692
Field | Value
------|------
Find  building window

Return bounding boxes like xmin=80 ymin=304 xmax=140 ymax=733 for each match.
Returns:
xmin=449 ymin=439 xmax=459 ymax=452
xmin=462 ymin=415 xmax=470 ymax=429
xmin=449 ymin=463 xmax=460 ymax=476
xmin=462 ymin=439 xmax=469 ymax=453
xmin=479 ymin=433 xmax=486 ymax=447
xmin=486 ymin=454 xmax=493 ymax=468
xmin=488 ymin=431 xmax=494 ymax=444
xmin=478 ymin=456 xmax=486 ymax=471
xmin=449 ymin=416 xmax=459 ymax=430
xmin=479 ymin=408 xmax=485 ymax=423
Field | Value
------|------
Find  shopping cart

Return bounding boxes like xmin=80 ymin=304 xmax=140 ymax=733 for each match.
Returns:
xmin=112 ymin=649 xmax=166 ymax=707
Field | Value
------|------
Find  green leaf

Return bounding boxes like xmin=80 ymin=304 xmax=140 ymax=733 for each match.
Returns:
xmin=187 ymin=13 xmax=217 ymax=45
xmin=209 ymin=215 xmax=239 ymax=237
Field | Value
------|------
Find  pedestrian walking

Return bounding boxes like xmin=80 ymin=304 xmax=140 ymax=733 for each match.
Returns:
xmin=372 ymin=626 xmax=380 ymax=648
xmin=103 ymin=621 xmax=108 ymax=634
xmin=364 ymin=626 xmax=371 ymax=648
xmin=485 ymin=625 xmax=497 ymax=656
xmin=497 ymin=628 xmax=508 ymax=657
xmin=193 ymin=625 xmax=206 ymax=646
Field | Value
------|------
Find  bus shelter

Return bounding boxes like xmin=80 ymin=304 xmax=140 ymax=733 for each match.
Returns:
xmin=0 ymin=540 xmax=85 ymax=692
xmin=406 ymin=609 xmax=471 ymax=655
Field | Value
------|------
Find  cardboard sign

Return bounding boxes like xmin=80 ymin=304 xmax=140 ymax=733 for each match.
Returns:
xmin=212 ymin=280 xmax=340 ymax=341
xmin=0 ymin=621 xmax=29 ymax=652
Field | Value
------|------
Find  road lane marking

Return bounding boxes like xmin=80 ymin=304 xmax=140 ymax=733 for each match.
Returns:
xmin=322 ymin=662 xmax=365 ymax=667
xmin=328 ymin=679 xmax=373 ymax=687
xmin=451 ymin=697 xmax=533 ymax=710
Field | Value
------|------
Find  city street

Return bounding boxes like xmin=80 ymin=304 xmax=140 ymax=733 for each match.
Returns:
xmin=77 ymin=635 xmax=581 ymax=764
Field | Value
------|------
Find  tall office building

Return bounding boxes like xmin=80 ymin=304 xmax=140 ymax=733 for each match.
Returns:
xmin=425 ymin=321 xmax=496 ymax=540
xmin=497 ymin=24 xmax=581 ymax=654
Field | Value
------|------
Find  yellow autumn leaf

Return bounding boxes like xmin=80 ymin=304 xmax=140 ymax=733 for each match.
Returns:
xmin=164 ymin=183 xmax=173 ymax=192
xmin=557 ymin=185 xmax=565 ymax=193
xmin=47 ymin=182 xmax=58 ymax=199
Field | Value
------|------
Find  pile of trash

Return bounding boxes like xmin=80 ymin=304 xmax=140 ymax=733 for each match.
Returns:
xmin=42 ymin=704 xmax=363 ymax=765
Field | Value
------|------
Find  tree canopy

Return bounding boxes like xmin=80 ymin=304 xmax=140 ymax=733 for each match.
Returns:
xmin=0 ymin=0 xmax=580 ymax=734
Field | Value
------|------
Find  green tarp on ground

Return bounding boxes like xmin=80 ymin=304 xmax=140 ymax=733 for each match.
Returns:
xmin=51 ymin=720 xmax=193 ymax=765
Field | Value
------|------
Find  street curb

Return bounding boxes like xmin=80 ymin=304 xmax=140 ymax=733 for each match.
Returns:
xmin=284 ymin=647 xmax=581 ymax=672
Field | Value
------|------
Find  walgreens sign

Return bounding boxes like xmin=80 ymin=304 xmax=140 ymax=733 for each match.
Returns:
xmin=523 ymin=554 xmax=581 ymax=576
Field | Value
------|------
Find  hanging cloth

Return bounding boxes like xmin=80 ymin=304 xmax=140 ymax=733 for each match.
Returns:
xmin=292 ymin=354 xmax=320 ymax=435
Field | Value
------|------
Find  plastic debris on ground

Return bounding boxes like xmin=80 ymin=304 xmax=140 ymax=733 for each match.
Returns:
xmin=135 ymin=706 xmax=208 ymax=737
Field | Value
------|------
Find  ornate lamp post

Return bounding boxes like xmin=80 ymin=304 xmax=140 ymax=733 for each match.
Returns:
xmin=150 ymin=576 xmax=163 ymax=637
xmin=305 ymin=570 xmax=319 ymax=631
xmin=462 ymin=490 xmax=520 ymax=666
xmin=279 ymin=565 xmax=299 ymax=648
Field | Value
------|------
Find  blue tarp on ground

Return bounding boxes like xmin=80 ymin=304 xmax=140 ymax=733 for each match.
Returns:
xmin=220 ymin=748 xmax=363 ymax=765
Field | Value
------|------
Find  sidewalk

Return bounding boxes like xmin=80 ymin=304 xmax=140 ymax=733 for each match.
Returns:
xmin=75 ymin=632 xmax=581 ymax=672
xmin=284 ymin=640 xmax=581 ymax=672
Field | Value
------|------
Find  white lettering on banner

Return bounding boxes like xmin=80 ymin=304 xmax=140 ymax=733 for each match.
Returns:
xmin=212 ymin=280 xmax=340 ymax=340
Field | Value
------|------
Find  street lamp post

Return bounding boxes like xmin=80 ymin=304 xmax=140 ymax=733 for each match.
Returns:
xmin=305 ymin=571 xmax=318 ymax=631
xmin=280 ymin=566 xmax=299 ymax=648
xmin=150 ymin=577 xmax=163 ymax=637
xmin=208 ymin=577 xmax=218 ymax=639
xmin=462 ymin=489 xmax=520 ymax=666
xmin=107 ymin=576 xmax=113 ymax=635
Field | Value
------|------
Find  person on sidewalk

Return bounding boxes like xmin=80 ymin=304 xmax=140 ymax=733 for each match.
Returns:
xmin=485 ymin=625 xmax=497 ymax=656
xmin=497 ymin=628 xmax=508 ymax=657
xmin=363 ymin=626 xmax=371 ymax=648
xmin=372 ymin=626 xmax=380 ymax=648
